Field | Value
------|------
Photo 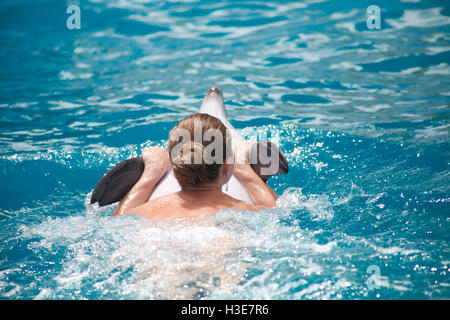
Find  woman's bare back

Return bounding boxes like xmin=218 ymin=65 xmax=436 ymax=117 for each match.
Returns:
xmin=125 ymin=189 xmax=255 ymax=220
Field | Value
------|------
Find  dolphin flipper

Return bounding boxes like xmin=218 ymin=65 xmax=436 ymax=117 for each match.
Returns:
xmin=90 ymin=157 xmax=144 ymax=206
xmin=90 ymin=142 xmax=288 ymax=207
xmin=250 ymin=142 xmax=289 ymax=182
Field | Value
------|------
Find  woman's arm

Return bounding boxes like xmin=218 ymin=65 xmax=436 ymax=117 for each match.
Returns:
xmin=233 ymin=142 xmax=278 ymax=208
xmin=112 ymin=147 xmax=171 ymax=216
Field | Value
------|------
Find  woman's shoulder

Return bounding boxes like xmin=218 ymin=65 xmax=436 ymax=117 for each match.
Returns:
xmin=124 ymin=193 xmax=179 ymax=218
xmin=222 ymin=194 xmax=271 ymax=212
xmin=124 ymin=192 xmax=270 ymax=219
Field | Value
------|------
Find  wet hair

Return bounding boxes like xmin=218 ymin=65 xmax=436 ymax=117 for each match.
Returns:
xmin=167 ymin=113 xmax=230 ymax=191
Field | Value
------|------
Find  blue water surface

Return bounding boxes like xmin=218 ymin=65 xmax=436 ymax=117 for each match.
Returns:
xmin=0 ymin=0 xmax=449 ymax=299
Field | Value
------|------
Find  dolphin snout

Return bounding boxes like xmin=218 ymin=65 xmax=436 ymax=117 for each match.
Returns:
xmin=207 ymin=86 xmax=222 ymax=95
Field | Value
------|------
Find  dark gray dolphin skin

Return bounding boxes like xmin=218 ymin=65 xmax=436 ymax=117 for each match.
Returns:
xmin=90 ymin=142 xmax=288 ymax=207
xmin=90 ymin=157 xmax=144 ymax=206
xmin=250 ymin=142 xmax=289 ymax=182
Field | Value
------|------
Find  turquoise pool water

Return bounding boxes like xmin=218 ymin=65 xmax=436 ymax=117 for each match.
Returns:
xmin=0 ymin=0 xmax=449 ymax=299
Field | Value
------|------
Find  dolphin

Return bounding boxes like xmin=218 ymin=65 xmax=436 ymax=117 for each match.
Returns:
xmin=90 ymin=86 xmax=288 ymax=207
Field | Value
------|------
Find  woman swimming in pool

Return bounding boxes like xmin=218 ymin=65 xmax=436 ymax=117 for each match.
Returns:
xmin=113 ymin=113 xmax=278 ymax=219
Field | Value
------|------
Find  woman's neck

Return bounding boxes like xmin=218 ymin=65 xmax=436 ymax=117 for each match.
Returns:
xmin=178 ymin=185 xmax=223 ymax=199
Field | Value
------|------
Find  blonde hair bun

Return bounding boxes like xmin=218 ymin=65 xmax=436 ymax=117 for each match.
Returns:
xmin=168 ymin=113 xmax=228 ymax=190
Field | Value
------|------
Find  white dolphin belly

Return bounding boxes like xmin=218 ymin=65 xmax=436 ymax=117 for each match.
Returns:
xmin=149 ymin=87 xmax=254 ymax=204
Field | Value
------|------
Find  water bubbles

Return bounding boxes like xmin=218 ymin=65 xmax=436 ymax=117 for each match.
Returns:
xmin=276 ymin=187 xmax=307 ymax=208
xmin=276 ymin=187 xmax=334 ymax=221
